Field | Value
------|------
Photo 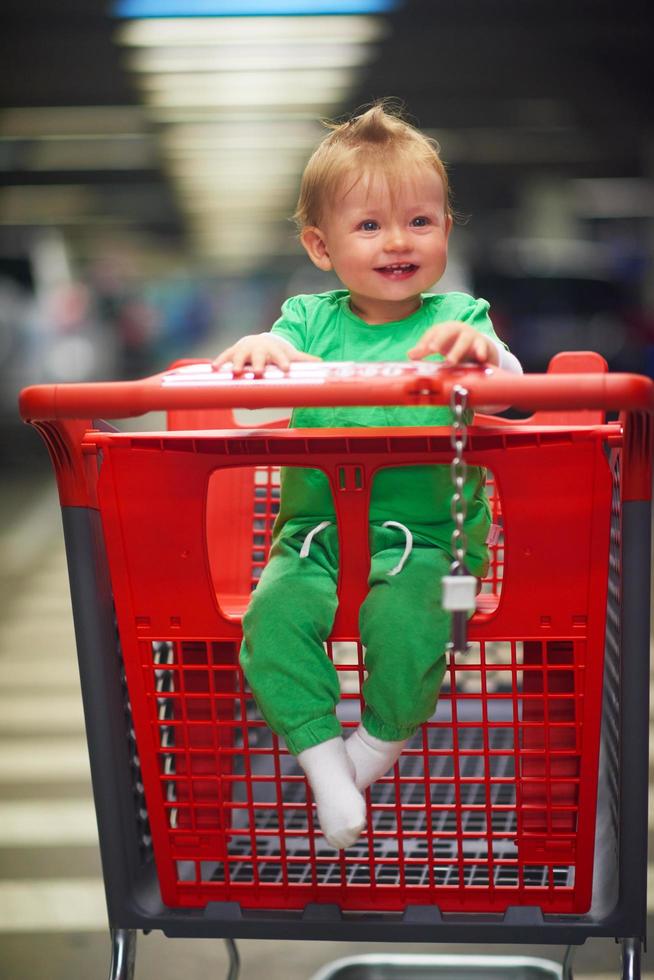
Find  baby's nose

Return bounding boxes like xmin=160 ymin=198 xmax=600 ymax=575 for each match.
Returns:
xmin=383 ymin=227 xmax=409 ymax=250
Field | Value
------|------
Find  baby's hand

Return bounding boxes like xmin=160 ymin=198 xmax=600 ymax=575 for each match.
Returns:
xmin=212 ymin=334 xmax=321 ymax=375
xmin=408 ymin=321 xmax=499 ymax=366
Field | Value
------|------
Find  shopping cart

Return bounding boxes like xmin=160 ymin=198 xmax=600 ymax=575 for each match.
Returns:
xmin=19 ymin=352 xmax=652 ymax=980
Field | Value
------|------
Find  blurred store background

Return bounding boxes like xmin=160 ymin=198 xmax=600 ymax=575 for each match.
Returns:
xmin=1 ymin=3 xmax=654 ymax=977
xmin=2 ymin=0 xmax=654 ymax=472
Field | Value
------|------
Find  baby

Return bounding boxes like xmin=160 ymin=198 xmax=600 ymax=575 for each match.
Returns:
xmin=214 ymin=103 xmax=521 ymax=849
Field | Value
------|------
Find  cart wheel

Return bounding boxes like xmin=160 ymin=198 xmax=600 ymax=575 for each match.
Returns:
xmin=108 ymin=928 xmax=137 ymax=980
xmin=621 ymin=938 xmax=641 ymax=980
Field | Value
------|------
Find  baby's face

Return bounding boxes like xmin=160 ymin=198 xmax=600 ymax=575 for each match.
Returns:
xmin=311 ymin=167 xmax=451 ymax=317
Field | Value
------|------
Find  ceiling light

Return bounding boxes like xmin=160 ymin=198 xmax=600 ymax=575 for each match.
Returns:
xmin=169 ymin=159 xmax=303 ymax=179
xmin=116 ymin=15 xmax=386 ymax=46
xmin=113 ymin=7 xmax=390 ymax=265
xmin=114 ymin=2 xmax=397 ymax=18
xmin=140 ymin=68 xmax=354 ymax=101
xmin=160 ymin=120 xmax=320 ymax=151
xmin=164 ymin=145 xmax=309 ymax=164
xmin=144 ymin=90 xmax=349 ymax=109
xmin=182 ymin=200 xmax=288 ymax=216
xmin=126 ymin=42 xmax=374 ymax=73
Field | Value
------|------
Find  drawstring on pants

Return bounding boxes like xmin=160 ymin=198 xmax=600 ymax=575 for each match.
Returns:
xmin=299 ymin=521 xmax=332 ymax=558
xmin=299 ymin=519 xmax=413 ymax=576
xmin=382 ymin=521 xmax=413 ymax=576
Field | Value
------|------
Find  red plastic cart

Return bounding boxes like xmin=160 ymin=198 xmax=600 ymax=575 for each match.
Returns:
xmin=19 ymin=352 xmax=653 ymax=979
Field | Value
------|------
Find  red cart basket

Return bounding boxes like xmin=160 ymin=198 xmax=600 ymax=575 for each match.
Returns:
xmin=19 ymin=352 xmax=652 ymax=979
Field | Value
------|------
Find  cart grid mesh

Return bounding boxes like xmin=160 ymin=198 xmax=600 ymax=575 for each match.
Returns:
xmin=147 ymin=633 xmax=580 ymax=904
xmin=97 ymin=425 xmax=614 ymax=912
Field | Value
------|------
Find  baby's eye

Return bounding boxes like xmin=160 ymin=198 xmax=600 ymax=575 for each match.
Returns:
xmin=359 ymin=219 xmax=379 ymax=232
xmin=410 ymin=215 xmax=431 ymax=227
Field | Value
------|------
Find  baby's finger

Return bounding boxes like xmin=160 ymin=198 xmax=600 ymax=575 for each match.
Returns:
xmin=473 ymin=338 xmax=490 ymax=363
xmin=444 ymin=333 xmax=472 ymax=364
xmin=212 ymin=349 xmax=233 ymax=370
xmin=231 ymin=347 xmax=251 ymax=374
xmin=423 ymin=323 xmax=461 ymax=357
xmin=250 ymin=349 xmax=267 ymax=376
xmin=407 ymin=336 xmax=433 ymax=359
xmin=428 ymin=327 xmax=458 ymax=358
xmin=267 ymin=346 xmax=290 ymax=371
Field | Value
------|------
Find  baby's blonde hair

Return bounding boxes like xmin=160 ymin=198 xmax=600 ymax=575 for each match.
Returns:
xmin=294 ymin=101 xmax=451 ymax=230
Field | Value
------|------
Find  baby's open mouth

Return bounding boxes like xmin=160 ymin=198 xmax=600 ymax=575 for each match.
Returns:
xmin=375 ymin=263 xmax=419 ymax=279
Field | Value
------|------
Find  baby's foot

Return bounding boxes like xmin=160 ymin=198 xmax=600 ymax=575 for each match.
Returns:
xmin=345 ymin=724 xmax=408 ymax=792
xmin=297 ymin=737 xmax=366 ymax=849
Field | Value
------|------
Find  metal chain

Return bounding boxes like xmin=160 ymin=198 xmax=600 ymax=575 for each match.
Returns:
xmin=449 ymin=384 xmax=469 ymax=574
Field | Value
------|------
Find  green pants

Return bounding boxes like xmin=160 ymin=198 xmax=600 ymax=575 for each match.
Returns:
xmin=241 ymin=524 xmax=483 ymax=755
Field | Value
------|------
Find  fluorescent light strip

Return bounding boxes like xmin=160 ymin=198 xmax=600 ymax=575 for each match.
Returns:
xmin=169 ymin=161 xmax=310 ymax=185
xmin=140 ymin=68 xmax=355 ymax=92
xmin=114 ymin=11 xmax=385 ymax=264
xmin=161 ymin=121 xmax=320 ymax=150
xmin=114 ymin=1 xmax=397 ymax=17
xmin=177 ymin=178 xmax=296 ymax=193
xmin=176 ymin=186 xmax=291 ymax=197
xmin=144 ymin=89 xmax=349 ymax=108
xmin=184 ymin=205 xmax=289 ymax=218
xmin=180 ymin=182 xmax=292 ymax=196
xmin=126 ymin=43 xmax=374 ymax=72
xmin=116 ymin=15 xmax=386 ymax=45
xmin=170 ymin=162 xmax=303 ymax=178
xmin=137 ymin=69 xmax=354 ymax=110
xmin=178 ymin=193 xmax=294 ymax=207
xmin=192 ymin=222 xmax=289 ymax=237
xmin=144 ymin=105 xmax=325 ymax=123
xmin=165 ymin=146 xmax=311 ymax=163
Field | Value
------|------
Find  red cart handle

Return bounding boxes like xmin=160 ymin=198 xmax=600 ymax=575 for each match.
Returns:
xmin=18 ymin=358 xmax=654 ymax=421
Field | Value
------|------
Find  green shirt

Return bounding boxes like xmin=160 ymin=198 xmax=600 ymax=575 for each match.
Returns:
xmin=271 ymin=290 xmax=503 ymax=566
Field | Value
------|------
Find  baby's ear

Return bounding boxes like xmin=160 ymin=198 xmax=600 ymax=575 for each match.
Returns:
xmin=300 ymin=226 xmax=332 ymax=271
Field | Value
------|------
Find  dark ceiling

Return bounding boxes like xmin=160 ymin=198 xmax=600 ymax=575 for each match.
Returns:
xmin=1 ymin=0 xmax=653 ymax=260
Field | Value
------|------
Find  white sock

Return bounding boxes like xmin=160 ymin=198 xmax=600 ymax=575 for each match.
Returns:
xmin=345 ymin=724 xmax=409 ymax=792
xmin=297 ymin=737 xmax=366 ymax=849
